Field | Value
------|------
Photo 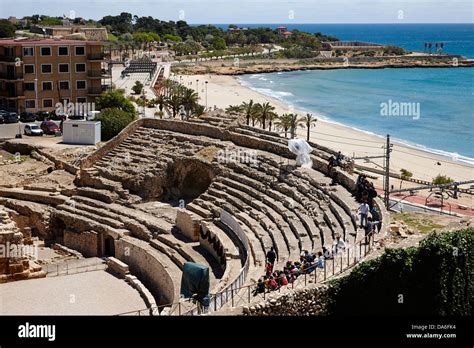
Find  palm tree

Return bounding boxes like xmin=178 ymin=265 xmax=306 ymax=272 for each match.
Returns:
xmin=241 ymin=99 xmax=255 ymax=125
xmin=266 ymin=111 xmax=278 ymax=131
xmin=192 ymin=104 xmax=206 ymax=118
xmin=275 ymin=113 xmax=292 ymax=138
xmin=225 ymin=105 xmax=243 ymax=114
xmin=288 ymin=113 xmax=304 ymax=139
xmin=181 ymin=88 xmax=199 ymax=118
xmin=155 ymin=94 xmax=166 ymax=113
xmin=165 ymin=95 xmax=182 ymax=118
xmin=302 ymin=113 xmax=318 ymax=142
xmin=255 ymin=102 xmax=276 ymax=130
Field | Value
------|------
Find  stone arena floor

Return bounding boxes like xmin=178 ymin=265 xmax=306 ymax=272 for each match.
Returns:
xmin=0 ymin=270 xmax=147 ymax=315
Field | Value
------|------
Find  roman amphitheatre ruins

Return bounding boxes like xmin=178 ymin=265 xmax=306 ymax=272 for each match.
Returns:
xmin=1 ymin=110 xmax=406 ymax=316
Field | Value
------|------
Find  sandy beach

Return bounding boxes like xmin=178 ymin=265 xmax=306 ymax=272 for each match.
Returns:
xmin=179 ymin=73 xmax=473 ymax=206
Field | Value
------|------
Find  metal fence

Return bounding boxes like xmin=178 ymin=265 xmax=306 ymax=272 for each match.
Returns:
xmin=43 ymin=258 xmax=107 ymax=277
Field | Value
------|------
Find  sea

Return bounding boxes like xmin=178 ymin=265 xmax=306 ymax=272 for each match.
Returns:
xmin=214 ymin=24 xmax=474 ymax=164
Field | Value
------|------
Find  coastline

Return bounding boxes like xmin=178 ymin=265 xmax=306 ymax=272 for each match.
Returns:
xmin=179 ymin=73 xmax=474 ymax=190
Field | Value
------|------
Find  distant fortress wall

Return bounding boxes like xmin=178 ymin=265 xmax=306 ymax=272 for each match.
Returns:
xmin=30 ymin=26 xmax=108 ymax=41
xmin=324 ymin=41 xmax=385 ymax=51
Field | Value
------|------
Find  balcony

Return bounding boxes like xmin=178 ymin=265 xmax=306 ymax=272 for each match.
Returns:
xmin=0 ymin=55 xmax=16 ymax=63
xmin=0 ymin=72 xmax=24 ymax=80
xmin=88 ymin=70 xmax=111 ymax=79
xmin=0 ymin=90 xmax=24 ymax=98
xmin=87 ymin=53 xmax=105 ymax=61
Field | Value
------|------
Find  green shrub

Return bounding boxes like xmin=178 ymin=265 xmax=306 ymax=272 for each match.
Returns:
xmin=96 ymin=108 xmax=137 ymax=141
xmin=329 ymin=228 xmax=473 ymax=316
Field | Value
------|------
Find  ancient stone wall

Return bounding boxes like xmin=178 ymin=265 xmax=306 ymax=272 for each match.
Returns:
xmin=243 ymin=284 xmax=333 ymax=316
xmin=115 ymin=236 xmax=178 ymax=305
xmin=63 ymin=230 xmax=98 ymax=257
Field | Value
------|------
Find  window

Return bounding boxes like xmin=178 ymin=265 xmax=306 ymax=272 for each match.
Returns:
xmin=59 ymin=64 xmax=69 ymax=73
xmin=58 ymin=46 xmax=69 ymax=56
xmin=41 ymin=64 xmax=52 ymax=74
xmin=43 ymin=99 xmax=53 ymax=108
xmin=76 ymin=80 xmax=86 ymax=90
xmin=24 ymin=82 xmax=35 ymax=91
xmin=24 ymin=65 xmax=35 ymax=74
xmin=42 ymin=82 xmax=53 ymax=91
xmin=75 ymin=63 xmax=86 ymax=73
xmin=77 ymin=97 xmax=87 ymax=103
xmin=75 ymin=46 xmax=85 ymax=56
xmin=60 ymin=98 xmax=70 ymax=105
xmin=23 ymin=47 xmax=34 ymax=57
xmin=59 ymin=81 xmax=70 ymax=90
xmin=25 ymin=100 xmax=36 ymax=109
xmin=40 ymin=47 xmax=51 ymax=56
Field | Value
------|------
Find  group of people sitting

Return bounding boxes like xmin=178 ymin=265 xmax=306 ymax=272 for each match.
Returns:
xmin=356 ymin=174 xmax=378 ymax=208
xmin=252 ymin=238 xmax=347 ymax=297
xmin=327 ymin=151 xmax=346 ymax=171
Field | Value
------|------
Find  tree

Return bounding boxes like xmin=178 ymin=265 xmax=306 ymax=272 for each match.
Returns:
xmin=225 ymin=105 xmax=243 ymax=114
xmin=96 ymin=108 xmax=137 ymax=140
xmin=241 ymin=100 xmax=256 ymax=126
xmin=192 ymin=104 xmax=206 ymax=118
xmin=0 ymin=20 xmax=16 ymax=38
xmin=254 ymin=102 xmax=276 ymax=129
xmin=132 ymin=81 xmax=144 ymax=95
xmin=95 ymin=90 xmax=136 ymax=116
xmin=275 ymin=113 xmax=292 ymax=138
xmin=266 ymin=111 xmax=278 ymax=131
xmin=400 ymin=169 xmax=413 ymax=190
xmin=164 ymin=94 xmax=182 ymax=118
xmin=212 ymin=37 xmax=227 ymax=50
xmin=288 ymin=113 xmax=303 ymax=138
xmin=181 ymin=88 xmax=199 ymax=118
xmin=432 ymin=175 xmax=454 ymax=185
xmin=302 ymin=113 xmax=318 ymax=141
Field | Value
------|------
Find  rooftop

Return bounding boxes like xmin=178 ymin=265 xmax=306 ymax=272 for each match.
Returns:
xmin=0 ymin=38 xmax=102 ymax=46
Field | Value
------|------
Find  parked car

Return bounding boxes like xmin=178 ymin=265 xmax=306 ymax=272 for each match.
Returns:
xmin=20 ymin=112 xmax=37 ymax=123
xmin=49 ymin=111 xmax=67 ymax=121
xmin=40 ymin=121 xmax=61 ymax=136
xmin=24 ymin=124 xmax=43 ymax=136
xmin=68 ymin=114 xmax=85 ymax=120
xmin=36 ymin=111 xmax=51 ymax=121
xmin=3 ymin=112 xmax=19 ymax=123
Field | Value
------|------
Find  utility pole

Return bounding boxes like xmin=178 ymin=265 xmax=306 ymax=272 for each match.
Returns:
xmin=383 ymin=134 xmax=392 ymax=209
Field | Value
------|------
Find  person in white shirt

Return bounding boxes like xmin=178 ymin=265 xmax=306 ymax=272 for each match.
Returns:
xmin=358 ymin=202 xmax=370 ymax=228
xmin=333 ymin=234 xmax=347 ymax=254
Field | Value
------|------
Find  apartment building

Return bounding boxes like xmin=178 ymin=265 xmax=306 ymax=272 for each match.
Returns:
xmin=0 ymin=39 xmax=109 ymax=113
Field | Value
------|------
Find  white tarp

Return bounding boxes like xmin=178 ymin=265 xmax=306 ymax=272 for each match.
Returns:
xmin=288 ymin=138 xmax=313 ymax=168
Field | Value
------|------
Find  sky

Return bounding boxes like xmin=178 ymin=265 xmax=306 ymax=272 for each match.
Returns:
xmin=0 ymin=0 xmax=472 ymax=23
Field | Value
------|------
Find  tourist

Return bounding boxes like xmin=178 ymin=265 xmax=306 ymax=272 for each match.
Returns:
xmin=333 ymin=234 xmax=346 ymax=254
xmin=265 ymin=262 xmax=273 ymax=276
xmin=371 ymin=206 xmax=381 ymax=232
xmin=364 ymin=217 xmax=380 ymax=244
xmin=268 ymin=276 xmax=278 ymax=291
xmin=279 ymin=271 xmax=288 ymax=286
xmin=266 ymin=247 xmax=277 ymax=265
xmin=323 ymin=246 xmax=334 ymax=260
xmin=252 ymin=278 xmax=265 ymax=296
xmin=335 ymin=151 xmax=344 ymax=166
xmin=315 ymin=252 xmax=325 ymax=269
xmin=358 ymin=201 xmax=370 ymax=228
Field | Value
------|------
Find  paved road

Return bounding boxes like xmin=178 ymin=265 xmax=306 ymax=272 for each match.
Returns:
xmin=0 ymin=121 xmax=60 ymax=139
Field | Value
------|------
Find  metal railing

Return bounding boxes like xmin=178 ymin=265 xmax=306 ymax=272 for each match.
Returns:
xmin=43 ymin=258 xmax=107 ymax=277
xmin=117 ymin=230 xmax=379 ymax=316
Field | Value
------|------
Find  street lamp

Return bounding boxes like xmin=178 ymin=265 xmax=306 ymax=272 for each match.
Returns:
xmin=196 ymin=79 xmax=199 ymax=99
xmin=34 ymin=78 xmax=38 ymax=113
xmin=205 ymin=81 xmax=208 ymax=109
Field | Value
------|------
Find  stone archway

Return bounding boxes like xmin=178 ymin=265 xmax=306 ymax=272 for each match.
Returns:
xmin=104 ymin=236 xmax=115 ymax=257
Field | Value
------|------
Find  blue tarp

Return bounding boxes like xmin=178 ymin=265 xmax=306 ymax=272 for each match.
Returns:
xmin=180 ymin=262 xmax=210 ymax=304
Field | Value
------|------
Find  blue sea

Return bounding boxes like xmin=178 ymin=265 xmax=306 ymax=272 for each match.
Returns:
xmin=218 ymin=24 xmax=474 ymax=163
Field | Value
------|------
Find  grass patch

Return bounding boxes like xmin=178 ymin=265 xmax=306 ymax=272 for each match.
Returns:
xmin=6 ymin=155 xmax=30 ymax=163
xmin=392 ymin=212 xmax=445 ymax=234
